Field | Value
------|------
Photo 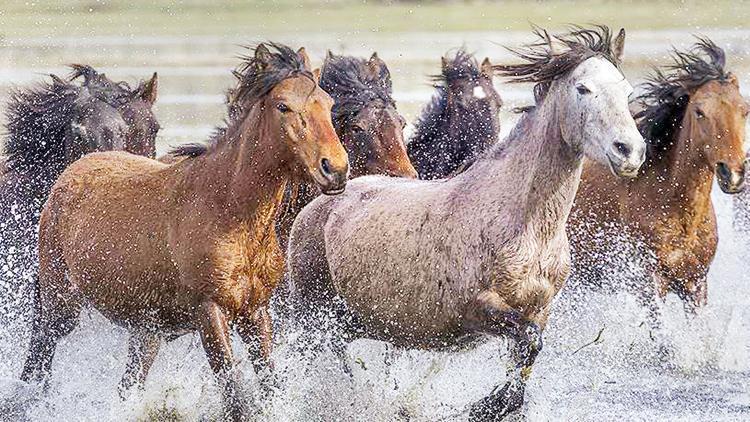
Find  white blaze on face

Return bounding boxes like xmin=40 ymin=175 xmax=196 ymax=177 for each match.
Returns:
xmin=473 ymin=85 xmax=487 ymax=99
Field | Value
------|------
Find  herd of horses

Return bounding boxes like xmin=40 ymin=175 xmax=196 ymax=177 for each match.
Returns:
xmin=0 ymin=24 xmax=748 ymax=420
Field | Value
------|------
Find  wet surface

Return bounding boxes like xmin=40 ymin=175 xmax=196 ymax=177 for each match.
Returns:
xmin=0 ymin=30 xmax=749 ymax=421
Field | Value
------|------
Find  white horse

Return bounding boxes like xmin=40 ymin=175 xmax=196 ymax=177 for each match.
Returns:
xmin=287 ymin=26 xmax=645 ymax=420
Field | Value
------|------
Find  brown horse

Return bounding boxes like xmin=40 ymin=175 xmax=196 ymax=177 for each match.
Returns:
xmin=21 ymin=43 xmax=349 ymax=420
xmin=275 ymin=51 xmax=417 ymax=250
xmin=569 ymin=38 xmax=748 ymax=323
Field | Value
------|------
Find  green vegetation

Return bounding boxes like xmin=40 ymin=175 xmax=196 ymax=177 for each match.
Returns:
xmin=0 ymin=0 xmax=745 ymax=38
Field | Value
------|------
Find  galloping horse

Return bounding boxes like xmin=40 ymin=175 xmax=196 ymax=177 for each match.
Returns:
xmin=569 ymin=38 xmax=748 ymax=321
xmin=407 ymin=49 xmax=503 ymax=179
xmin=0 ymin=66 xmax=158 ymax=325
xmin=22 ymin=43 xmax=348 ymax=420
xmin=287 ymin=26 xmax=644 ymax=420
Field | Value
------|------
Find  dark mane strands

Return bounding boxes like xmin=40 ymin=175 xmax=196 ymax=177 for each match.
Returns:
xmin=319 ymin=52 xmax=395 ymax=129
xmin=172 ymin=42 xmax=311 ymax=159
xmin=634 ymin=37 xmax=730 ymax=156
xmin=493 ymin=25 xmax=621 ymax=104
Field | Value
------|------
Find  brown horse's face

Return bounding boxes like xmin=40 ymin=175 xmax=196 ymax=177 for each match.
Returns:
xmin=340 ymin=102 xmax=417 ymax=179
xmin=688 ymin=75 xmax=749 ymax=194
xmin=269 ymin=76 xmax=349 ymax=194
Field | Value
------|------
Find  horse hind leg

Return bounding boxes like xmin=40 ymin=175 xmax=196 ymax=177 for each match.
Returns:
xmin=20 ymin=241 xmax=80 ymax=388
xmin=117 ymin=331 xmax=161 ymax=398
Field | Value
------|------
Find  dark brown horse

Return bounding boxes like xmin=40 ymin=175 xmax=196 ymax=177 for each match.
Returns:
xmin=407 ymin=49 xmax=503 ymax=179
xmin=22 ymin=43 xmax=348 ymax=420
xmin=569 ymin=38 xmax=748 ymax=324
xmin=275 ymin=50 xmax=417 ymax=250
xmin=0 ymin=66 xmax=158 ymax=327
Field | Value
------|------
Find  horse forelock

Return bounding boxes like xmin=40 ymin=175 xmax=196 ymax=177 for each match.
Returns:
xmin=320 ymin=54 xmax=395 ymax=127
xmin=494 ymin=24 xmax=621 ymax=105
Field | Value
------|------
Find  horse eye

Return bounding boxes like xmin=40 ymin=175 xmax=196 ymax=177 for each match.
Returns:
xmin=695 ymin=108 xmax=705 ymax=119
xmin=351 ymin=125 xmax=366 ymax=134
xmin=276 ymin=103 xmax=291 ymax=113
xmin=575 ymin=83 xmax=591 ymax=95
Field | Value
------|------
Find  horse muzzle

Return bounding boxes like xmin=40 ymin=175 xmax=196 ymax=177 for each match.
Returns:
xmin=716 ymin=162 xmax=745 ymax=194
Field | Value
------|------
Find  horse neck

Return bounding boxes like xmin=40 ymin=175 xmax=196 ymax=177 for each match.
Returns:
xmin=638 ymin=115 xmax=714 ymax=212
xmin=455 ymin=94 xmax=582 ymax=242
xmin=177 ymin=105 xmax=289 ymax=229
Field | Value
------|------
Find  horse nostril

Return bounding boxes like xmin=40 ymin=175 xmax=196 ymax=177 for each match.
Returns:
xmin=320 ymin=158 xmax=333 ymax=177
xmin=614 ymin=142 xmax=631 ymax=157
xmin=716 ymin=162 xmax=731 ymax=178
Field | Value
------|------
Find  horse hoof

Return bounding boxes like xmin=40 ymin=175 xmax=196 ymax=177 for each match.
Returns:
xmin=468 ymin=384 xmax=524 ymax=422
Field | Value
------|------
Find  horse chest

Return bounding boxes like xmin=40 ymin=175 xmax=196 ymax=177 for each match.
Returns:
xmin=210 ymin=232 xmax=283 ymax=314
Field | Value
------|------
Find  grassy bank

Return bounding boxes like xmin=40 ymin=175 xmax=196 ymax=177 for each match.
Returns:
xmin=0 ymin=0 xmax=746 ymax=38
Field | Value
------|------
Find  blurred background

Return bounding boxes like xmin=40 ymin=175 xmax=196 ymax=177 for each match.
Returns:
xmin=1 ymin=0 xmax=748 ymax=154
xmin=1 ymin=2 xmax=750 ymax=421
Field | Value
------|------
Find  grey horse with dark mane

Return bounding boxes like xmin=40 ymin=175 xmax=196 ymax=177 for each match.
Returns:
xmin=0 ymin=65 xmax=159 ymax=326
xmin=287 ymin=26 xmax=645 ymax=420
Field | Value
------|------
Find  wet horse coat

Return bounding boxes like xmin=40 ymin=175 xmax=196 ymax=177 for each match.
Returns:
xmin=287 ymin=26 xmax=645 ymax=420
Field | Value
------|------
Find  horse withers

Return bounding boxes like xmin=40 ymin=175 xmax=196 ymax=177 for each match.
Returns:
xmin=22 ymin=43 xmax=348 ymax=420
xmin=287 ymin=26 xmax=644 ymax=420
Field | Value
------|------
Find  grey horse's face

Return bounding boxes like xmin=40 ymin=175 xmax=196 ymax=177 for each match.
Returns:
xmin=558 ymin=56 xmax=646 ymax=178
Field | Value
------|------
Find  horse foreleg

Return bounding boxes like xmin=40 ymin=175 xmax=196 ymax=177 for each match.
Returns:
xmin=198 ymin=301 xmax=250 ymax=421
xmin=118 ymin=332 xmax=161 ymax=398
xmin=469 ymin=293 xmax=544 ymax=421
xmin=236 ymin=306 xmax=276 ymax=392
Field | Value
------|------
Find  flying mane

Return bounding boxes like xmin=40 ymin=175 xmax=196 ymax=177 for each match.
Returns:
xmin=634 ymin=37 xmax=730 ymax=157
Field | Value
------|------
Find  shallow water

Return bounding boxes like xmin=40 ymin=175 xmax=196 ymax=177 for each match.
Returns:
xmin=0 ymin=30 xmax=749 ymax=421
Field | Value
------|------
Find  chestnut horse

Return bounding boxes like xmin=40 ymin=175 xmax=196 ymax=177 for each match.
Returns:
xmin=0 ymin=66 xmax=158 ymax=326
xmin=22 ymin=43 xmax=348 ymax=420
xmin=569 ymin=38 xmax=748 ymax=323
xmin=407 ymin=49 xmax=503 ymax=179
xmin=288 ymin=26 xmax=644 ymax=420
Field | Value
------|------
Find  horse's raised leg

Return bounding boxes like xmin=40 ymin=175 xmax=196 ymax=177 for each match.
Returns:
xmin=117 ymin=331 xmax=161 ymax=398
xmin=198 ymin=301 xmax=250 ymax=421
xmin=468 ymin=293 xmax=544 ymax=421
xmin=236 ymin=306 xmax=275 ymax=391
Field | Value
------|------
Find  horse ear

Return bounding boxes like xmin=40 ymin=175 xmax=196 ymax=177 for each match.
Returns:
xmin=326 ymin=50 xmax=335 ymax=60
xmin=368 ymin=52 xmax=388 ymax=78
xmin=480 ymin=57 xmax=493 ymax=77
xmin=139 ymin=72 xmax=158 ymax=104
xmin=297 ymin=47 xmax=312 ymax=71
xmin=312 ymin=68 xmax=321 ymax=84
xmin=613 ymin=28 xmax=626 ymax=63
xmin=441 ymin=56 xmax=449 ymax=70
xmin=255 ymin=43 xmax=272 ymax=64
xmin=728 ymin=72 xmax=739 ymax=87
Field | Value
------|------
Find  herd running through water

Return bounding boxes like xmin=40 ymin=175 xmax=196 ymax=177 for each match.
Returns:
xmin=0 ymin=24 xmax=748 ymax=421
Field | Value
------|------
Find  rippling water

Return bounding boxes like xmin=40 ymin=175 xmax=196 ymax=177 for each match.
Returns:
xmin=1 ymin=30 xmax=749 ymax=421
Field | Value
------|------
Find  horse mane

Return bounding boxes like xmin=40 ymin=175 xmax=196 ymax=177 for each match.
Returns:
xmin=634 ymin=37 xmax=730 ymax=157
xmin=319 ymin=53 xmax=395 ymax=128
xmin=173 ymin=42 xmax=312 ymax=158
xmin=3 ymin=65 xmax=143 ymax=173
xmin=494 ymin=25 xmax=621 ymax=105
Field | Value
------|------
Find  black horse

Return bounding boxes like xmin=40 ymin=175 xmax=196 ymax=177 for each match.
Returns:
xmin=407 ymin=49 xmax=503 ymax=179
xmin=0 ymin=65 xmax=159 ymax=327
